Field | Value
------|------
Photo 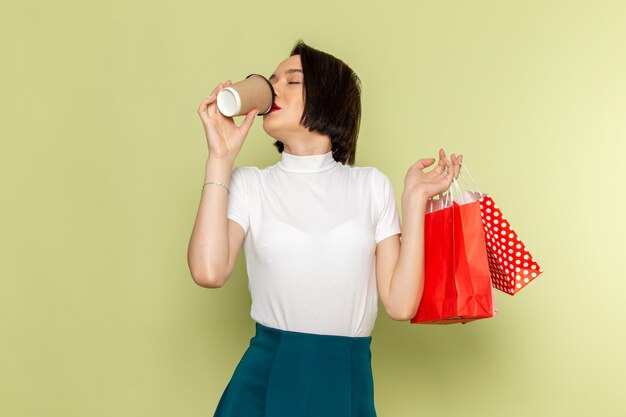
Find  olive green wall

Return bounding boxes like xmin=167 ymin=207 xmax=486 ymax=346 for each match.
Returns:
xmin=1 ymin=1 xmax=624 ymax=416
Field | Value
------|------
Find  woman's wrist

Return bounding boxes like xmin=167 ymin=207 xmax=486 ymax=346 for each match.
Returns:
xmin=401 ymin=190 xmax=429 ymax=210
xmin=206 ymin=154 xmax=235 ymax=167
xmin=204 ymin=157 xmax=234 ymax=190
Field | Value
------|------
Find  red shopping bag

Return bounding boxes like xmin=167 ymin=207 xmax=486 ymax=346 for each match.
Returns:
xmin=411 ymin=181 xmax=495 ymax=325
xmin=479 ymin=195 xmax=543 ymax=295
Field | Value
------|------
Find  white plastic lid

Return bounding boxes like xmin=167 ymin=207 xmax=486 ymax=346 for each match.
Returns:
xmin=216 ymin=87 xmax=241 ymax=117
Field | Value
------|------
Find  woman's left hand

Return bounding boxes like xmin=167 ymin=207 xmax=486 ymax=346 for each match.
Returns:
xmin=403 ymin=148 xmax=463 ymax=202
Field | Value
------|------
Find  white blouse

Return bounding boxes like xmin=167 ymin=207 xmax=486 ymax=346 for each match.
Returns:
xmin=227 ymin=150 xmax=402 ymax=337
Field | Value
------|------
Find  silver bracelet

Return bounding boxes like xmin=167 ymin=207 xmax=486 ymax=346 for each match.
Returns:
xmin=201 ymin=181 xmax=230 ymax=193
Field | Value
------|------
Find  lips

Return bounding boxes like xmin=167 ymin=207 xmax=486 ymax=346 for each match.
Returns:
xmin=268 ymin=103 xmax=282 ymax=113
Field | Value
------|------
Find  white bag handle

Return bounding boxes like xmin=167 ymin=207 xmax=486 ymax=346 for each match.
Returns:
xmin=442 ymin=176 xmax=463 ymax=205
xmin=432 ymin=161 xmax=485 ymax=210
xmin=441 ymin=162 xmax=484 ymax=205
xmin=458 ymin=163 xmax=483 ymax=197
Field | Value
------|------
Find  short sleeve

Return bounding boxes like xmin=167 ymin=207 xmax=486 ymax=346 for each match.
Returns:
xmin=373 ymin=169 xmax=402 ymax=243
xmin=227 ymin=167 xmax=250 ymax=234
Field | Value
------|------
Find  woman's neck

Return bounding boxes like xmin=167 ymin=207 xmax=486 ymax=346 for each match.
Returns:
xmin=280 ymin=132 xmax=332 ymax=156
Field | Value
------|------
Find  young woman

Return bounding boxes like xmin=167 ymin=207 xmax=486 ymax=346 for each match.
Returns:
xmin=188 ymin=40 xmax=462 ymax=416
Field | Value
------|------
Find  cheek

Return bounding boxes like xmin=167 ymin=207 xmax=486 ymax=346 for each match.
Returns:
xmin=288 ymin=92 xmax=305 ymax=111
xmin=293 ymin=98 xmax=305 ymax=116
xmin=291 ymin=106 xmax=305 ymax=124
xmin=285 ymin=101 xmax=304 ymax=120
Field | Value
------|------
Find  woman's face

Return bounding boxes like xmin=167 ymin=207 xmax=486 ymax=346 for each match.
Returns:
xmin=262 ymin=54 xmax=306 ymax=140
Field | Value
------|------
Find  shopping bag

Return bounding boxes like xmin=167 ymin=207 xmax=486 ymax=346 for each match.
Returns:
xmin=411 ymin=178 xmax=496 ymax=325
xmin=458 ymin=164 xmax=544 ymax=295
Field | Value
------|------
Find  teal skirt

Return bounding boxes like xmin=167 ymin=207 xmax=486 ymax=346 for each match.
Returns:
xmin=213 ymin=322 xmax=377 ymax=417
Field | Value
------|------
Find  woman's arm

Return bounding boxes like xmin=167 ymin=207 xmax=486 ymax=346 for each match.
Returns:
xmin=188 ymin=81 xmax=257 ymax=288
xmin=376 ymin=194 xmax=428 ymax=321
xmin=376 ymin=150 xmax=461 ymax=320
xmin=187 ymin=158 xmax=242 ymax=288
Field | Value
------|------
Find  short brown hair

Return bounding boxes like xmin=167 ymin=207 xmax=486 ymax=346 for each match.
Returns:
xmin=272 ymin=40 xmax=361 ymax=166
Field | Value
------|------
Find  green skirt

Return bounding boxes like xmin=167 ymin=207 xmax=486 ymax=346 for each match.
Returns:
xmin=213 ymin=322 xmax=377 ymax=417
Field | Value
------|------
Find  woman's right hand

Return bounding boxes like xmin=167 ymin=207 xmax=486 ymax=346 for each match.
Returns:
xmin=197 ymin=80 xmax=259 ymax=162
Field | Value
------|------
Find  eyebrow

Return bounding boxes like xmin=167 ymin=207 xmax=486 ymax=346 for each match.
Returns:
xmin=268 ymin=68 xmax=303 ymax=81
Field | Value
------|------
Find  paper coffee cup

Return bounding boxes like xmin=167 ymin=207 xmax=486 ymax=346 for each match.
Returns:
xmin=216 ymin=74 xmax=275 ymax=117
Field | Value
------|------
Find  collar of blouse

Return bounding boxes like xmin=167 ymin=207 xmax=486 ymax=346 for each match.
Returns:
xmin=277 ymin=150 xmax=338 ymax=173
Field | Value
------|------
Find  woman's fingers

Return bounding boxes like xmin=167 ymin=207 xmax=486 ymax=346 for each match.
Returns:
xmin=407 ymin=158 xmax=434 ymax=177
xmin=435 ymin=148 xmax=447 ymax=175
xmin=197 ymin=95 xmax=217 ymax=124
xmin=199 ymin=83 xmax=223 ymax=115
xmin=208 ymin=83 xmax=225 ymax=116
xmin=238 ymin=108 xmax=259 ymax=138
xmin=435 ymin=149 xmax=453 ymax=185
xmin=210 ymin=83 xmax=222 ymax=97
xmin=199 ymin=81 xmax=231 ymax=123
xmin=445 ymin=156 xmax=453 ymax=181
xmin=412 ymin=158 xmax=436 ymax=171
xmin=206 ymin=82 xmax=229 ymax=117
xmin=451 ymin=153 xmax=460 ymax=179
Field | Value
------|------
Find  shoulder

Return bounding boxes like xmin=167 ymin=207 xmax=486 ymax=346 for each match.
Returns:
xmin=231 ymin=166 xmax=263 ymax=181
xmin=232 ymin=166 xmax=260 ymax=175
xmin=342 ymin=165 xmax=392 ymax=187
xmin=229 ymin=166 xmax=264 ymax=194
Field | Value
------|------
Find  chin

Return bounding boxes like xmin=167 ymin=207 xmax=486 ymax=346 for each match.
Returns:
xmin=261 ymin=119 xmax=277 ymax=139
xmin=262 ymin=118 xmax=288 ymax=141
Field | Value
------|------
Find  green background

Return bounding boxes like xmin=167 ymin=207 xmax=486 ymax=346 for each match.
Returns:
xmin=1 ymin=1 xmax=624 ymax=416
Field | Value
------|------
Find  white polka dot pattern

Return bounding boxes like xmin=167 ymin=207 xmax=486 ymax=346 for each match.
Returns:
xmin=479 ymin=195 xmax=543 ymax=295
